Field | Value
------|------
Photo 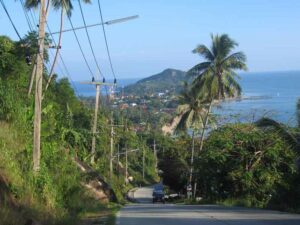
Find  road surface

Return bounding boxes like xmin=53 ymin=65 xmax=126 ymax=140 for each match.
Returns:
xmin=117 ymin=187 xmax=300 ymax=225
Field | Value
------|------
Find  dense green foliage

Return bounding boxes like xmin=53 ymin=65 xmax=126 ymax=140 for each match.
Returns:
xmin=195 ymin=124 xmax=299 ymax=209
xmin=0 ymin=34 xmax=158 ymax=224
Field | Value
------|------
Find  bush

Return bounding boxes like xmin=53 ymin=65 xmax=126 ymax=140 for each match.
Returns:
xmin=196 ymin=124 xmax=297 ymax=208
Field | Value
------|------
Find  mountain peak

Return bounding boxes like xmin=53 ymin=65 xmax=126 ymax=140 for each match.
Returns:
xmin=124 ymin=68 xmax=187 ymax=95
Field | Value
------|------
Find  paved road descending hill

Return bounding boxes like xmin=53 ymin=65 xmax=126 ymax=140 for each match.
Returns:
xmin=117 ymin=186 xmax=300 ymax=225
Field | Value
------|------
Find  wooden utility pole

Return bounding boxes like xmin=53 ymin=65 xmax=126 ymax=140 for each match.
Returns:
xmin=33 ymin=0 xmax=46 ymax=172
xmin=114 ymin=147 xmax=139 ymax=185
xmin=110 ymin=113 xmax=114 ymax=183
xmin=153 ymin=139 xmax=157 ymax=172
xmin=92 ymin=83 xmax=100 ymax=164
xmin=125 ymin=145 xmax=128 ymax=185
xmin=117 ymin=144 xmax=120 ymax=175
xmin=142 ymin=146 xmax=145 ymax=181
xmin=80 ymin=81 xmax=115 ymax=164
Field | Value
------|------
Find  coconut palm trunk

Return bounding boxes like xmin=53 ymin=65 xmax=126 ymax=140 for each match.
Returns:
xmin=199 ymin=100 xmax=213 ymax=152
xmin=189 ymin=130 xmax=195 ymax=184
xmin=45 ymin=6 xmax=64 ymax=91
xmin=193 ymin=100 xmax=212 ymax=197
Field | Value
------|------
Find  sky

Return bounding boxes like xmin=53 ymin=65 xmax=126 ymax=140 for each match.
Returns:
xmin=1 ymin=0 xmax=300 ymax=81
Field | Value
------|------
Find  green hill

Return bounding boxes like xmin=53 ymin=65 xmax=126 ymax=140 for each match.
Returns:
xmin=124 ymin=68 xmax=186 ymax=95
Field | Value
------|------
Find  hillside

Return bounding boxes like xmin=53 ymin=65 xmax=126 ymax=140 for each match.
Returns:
xmin=124 ymin=68 xmax=186 ymax=95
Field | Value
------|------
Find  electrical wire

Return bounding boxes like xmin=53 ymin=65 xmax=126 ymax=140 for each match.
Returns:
xmin=28 ymin=3 xmax=38 ymax=29
xmin=18 ymin=0 xmax=51 ymax=72
xmin=27 ymin=5 xmax=80 ymax=96
xmin=77 ymin=0 xmax=112 ymax=104
xmin=0 ymin=0 xmax=22 ymax=40
xmin=66 ymin=14 xmax=94 ymax=78
xmin=77 ymin=0 xmax=104 ymax=80
xmin=97 ymin=0 xmax=116 ymax=80
xmin=19 ymin=0 xmax=34 ymax=31
xmin=46 ymin=22 xmax=80 ymax=96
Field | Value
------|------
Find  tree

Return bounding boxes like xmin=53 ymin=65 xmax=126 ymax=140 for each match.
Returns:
xmin=25 ymin=0 xmax=90 ymax=172
xmin=180 ymin=34 xmax=247 ymax=197
xmin=256 ymin=117 xmax=300 ymax=155
xmin=175 ymin=83 xmax=206 ymax=195
xmin=188 ymin=34 xmax=247 ymax=152
xmin=189 ymin=34 xmax=247 ymax=100
xmin=197 ymin=124 xmax=297 ymax=207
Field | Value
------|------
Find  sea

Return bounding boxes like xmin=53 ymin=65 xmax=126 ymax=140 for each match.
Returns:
xmin=73 ymin=71 xmax=300 ymax=126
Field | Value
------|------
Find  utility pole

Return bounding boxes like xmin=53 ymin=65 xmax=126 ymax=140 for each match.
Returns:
xmin=109 ymin=115 xmax=123 ymax=184
xmin=92 ymin=83 xmax=100 ymax=164
xmin=114 ymin=147 xmax=139 ymax=185
xmin=153 ymin=139 xmax=157 ymax=172
xmin=110 ymin=113 xmax=114 ymax=183
xmin=33 ymin=0 xmax=46 ymax=172
xmin=117 ymin=144 xmax=120 ymax=176
xmin=80 ymin=81 xmax=115 ymax=164
xmin=142 ymin=146 xmax=145 ymax=181
xmin=125 ymin=145 xmax=128 ymax=185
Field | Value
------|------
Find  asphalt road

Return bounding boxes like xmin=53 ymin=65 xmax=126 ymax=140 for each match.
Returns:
xmin=117 ymin=187 xmax=300 ymax=225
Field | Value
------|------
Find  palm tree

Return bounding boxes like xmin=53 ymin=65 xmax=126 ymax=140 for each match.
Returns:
xmin=189 ymin=34 xmax=247 ymax=100
xmin=175 ymin=83 xmax=206 ymax=196
xmin=182 ymin=34 xmax=247 ymax=196
xmin=188 ymin=34 xmax=247 ymax=152
xmin=24 ymin=0 xmax=90 ymax=172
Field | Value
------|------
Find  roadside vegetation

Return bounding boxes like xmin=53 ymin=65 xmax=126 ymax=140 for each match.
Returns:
xmin=1 ymin=6 xmax=299 ymax=224
xmin=0 ymin=33 xmax=158 ymax=224
xmin=159 ymin=34 xmax=300 ymax=213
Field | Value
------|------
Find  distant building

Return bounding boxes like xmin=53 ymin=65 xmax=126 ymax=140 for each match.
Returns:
xmin=120 ymin=103 xmax=129 ymax=110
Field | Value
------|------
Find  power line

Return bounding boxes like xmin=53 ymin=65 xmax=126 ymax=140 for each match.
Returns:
xmin=19 ymin=0 xmax=34 ymax=31
xmin=0 ymin=0 xmax=22 ymax=40
xmin=25 ymin=4 xmax=79 ymax=97
xmin=46 ymin=22 xmax=80 ymax=96
xmin=19 ymin=1 xmax=52 ymax=72
xmin=97 ymin=0 xmax=116 ymax=80
xmin=77 ymin=0 xmax=104 ymax=80
xmin=66 ymin=14 xmax=94 ymax=78
xmin=28 ymin=3 xmax=38 ymax=29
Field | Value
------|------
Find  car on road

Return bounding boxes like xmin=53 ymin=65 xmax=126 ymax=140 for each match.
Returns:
xmin=152 ymin=189 xmax=165 ymax=203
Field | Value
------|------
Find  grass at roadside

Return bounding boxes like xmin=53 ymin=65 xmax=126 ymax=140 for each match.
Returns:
xmin=80 ymin=203 xmax=121 ymax=225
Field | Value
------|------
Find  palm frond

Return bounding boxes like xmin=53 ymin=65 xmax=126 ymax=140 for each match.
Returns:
xmin=224 ymin=72 xmax=242 ymax=97
xmin=192 ymin=44 xmax=214 ymax=61
xmin=187 ymin=62 xmax=212 ymax=78
xmin=219 ymin=34 xmax=238 ymax=58
xmin=256 ymin=118 xmax=300 ymax=155
xmin=25 ymin=0 xmax=39 ymax=9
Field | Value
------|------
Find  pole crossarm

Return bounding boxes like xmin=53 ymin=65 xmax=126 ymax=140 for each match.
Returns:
xmin=50 ymin=15 xmax=139 ymax=35
xmin=114 ymin=148 xmax=140 ymax=157
xmin=80 ymin=81 xmax=116 ymax=86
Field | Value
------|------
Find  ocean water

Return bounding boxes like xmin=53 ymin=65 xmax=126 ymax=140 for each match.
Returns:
xmin=214 ymin=71 xmax=300 ymax=125
xmin=73 ymin=71 xmax=300 ymax=125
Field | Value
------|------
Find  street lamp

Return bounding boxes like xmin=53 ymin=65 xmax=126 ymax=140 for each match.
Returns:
xmin=49 ymin=15 xmax=139 ymax=35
